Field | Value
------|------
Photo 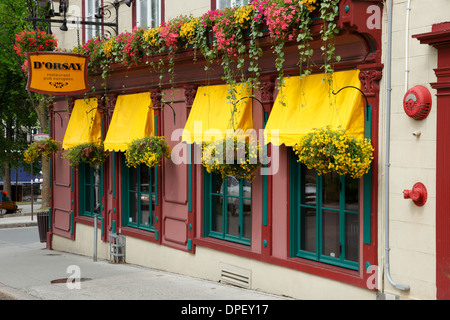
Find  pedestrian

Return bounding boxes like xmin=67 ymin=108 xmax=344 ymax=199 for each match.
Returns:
xmin=2 ymin=192 xmax=10 ymax=202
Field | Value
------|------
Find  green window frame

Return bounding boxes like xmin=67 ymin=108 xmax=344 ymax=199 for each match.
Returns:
xmin=78 ymin=163 xmax=102 ymax=217
xmin=122 ymin=158 xmax=157 ymax=231
xmin=290 ymin=157 xmax=360 ymax=270
xmin=203 ymin=171 xmax=252 ymax=245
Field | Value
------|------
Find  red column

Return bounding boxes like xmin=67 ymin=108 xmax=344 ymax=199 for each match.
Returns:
xmin=150 ymin=89 xmax=163 ymax=244
xmin=414 ymin=23 xmax=450 ymax=300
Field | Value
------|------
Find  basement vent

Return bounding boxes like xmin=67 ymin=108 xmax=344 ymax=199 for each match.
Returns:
xmin=220 ymin=263 xmax=251 ymax=289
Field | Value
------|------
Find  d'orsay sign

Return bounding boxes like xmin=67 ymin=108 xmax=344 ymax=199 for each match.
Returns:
xmin=26 ymin=52 xmax=90 ymax=95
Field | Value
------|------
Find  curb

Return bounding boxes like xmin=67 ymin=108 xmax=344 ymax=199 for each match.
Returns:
xmin=0 ymin=222 xmax=38 ymax=229
xmin=0 ymin=283 xmax=40 ymax=300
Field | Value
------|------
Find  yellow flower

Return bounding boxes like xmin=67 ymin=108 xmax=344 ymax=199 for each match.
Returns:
xmin=234 ymin=5 xmax=253 ymax=28
xmin=143 ymin=27 xmax=161 ymax=47
xmin=180 ymin=18 xmax=199 ymax=44
xmin=103 ymin=37 xmax=116 ymax=58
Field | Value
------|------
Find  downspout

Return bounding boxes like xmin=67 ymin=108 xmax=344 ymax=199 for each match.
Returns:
xmin=405 ymin=0 xmax=411 ymax=93
xmin=384 ymin=0 xmax=410 ymax=291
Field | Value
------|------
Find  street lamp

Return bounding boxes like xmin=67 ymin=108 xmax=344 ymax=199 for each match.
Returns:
xmin=25 ymin=0 xmax=135 ymax=36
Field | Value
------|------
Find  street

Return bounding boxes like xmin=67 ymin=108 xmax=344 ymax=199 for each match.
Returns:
xmin=0 ymin=226 xmax=40 ymax=245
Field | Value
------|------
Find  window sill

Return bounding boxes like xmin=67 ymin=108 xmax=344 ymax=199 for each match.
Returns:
xmin=120 ymin=226 xmax=158 ymax=243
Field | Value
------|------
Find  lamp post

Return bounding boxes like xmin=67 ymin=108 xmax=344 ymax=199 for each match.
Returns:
xmin=25 ymin=0 xmax=134 ymax=36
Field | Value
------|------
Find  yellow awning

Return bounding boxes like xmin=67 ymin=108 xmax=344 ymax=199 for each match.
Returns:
xmin=62 ymin=98 xmax=101 ymax=150
xmin=104 ymin=92 xmax=154 ymax=151
xmin=264 ymin=70 xmax=365 ymax=146
xmin=182 ymin=83 xmax=253 ymax=144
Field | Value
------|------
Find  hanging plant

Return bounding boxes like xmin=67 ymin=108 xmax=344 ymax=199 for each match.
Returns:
xmin=62 ymin=142 xmax=108 ymax=167
xmin=293 ymin=126 xmax=374 ymax=179
xmin=202 ymin=135 xmax=262 ymax=181
xmin=125 ymin=136 xmax=171 ymax=168
xmin=14 ymin=29 xmax=58 ymax=73
xmin=252 ymin=0 xmax=318 ymax=87
xmin=72 ymin=36 xmax=104 ymax=74
xmin=24 ymin=138 xmax=61 ymax=164
xmin=319 ymin=0 xmax=341 ymax=88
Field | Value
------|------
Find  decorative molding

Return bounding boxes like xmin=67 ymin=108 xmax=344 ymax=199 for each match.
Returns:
xmin=358 ymin=66 xmax=383 ymax=97
xmin=106 ymin=94 xmax=117 ymax=120
xmin=67 ymin=98 xmax=75 ymax=115
xmin=184 ymin=85 xmax=198 ymax=107
xmin=150 ymin=89 xmax=163 ymax=110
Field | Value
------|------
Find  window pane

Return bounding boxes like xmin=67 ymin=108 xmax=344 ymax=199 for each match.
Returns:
xmin=322 ymin=210 xmax=340 ymax=258
xmin=139 ymin=0 xmax=148 ymax=27
xmin=302 ymin=167 xmax=316 ymax=206
xmin=345 ymin=213 xmax=359 ymax=262
xmin=211 ymin=195 xmax=223 ymax=234
xmin=140 ymin=193 xmax=150 ymax=226
xmin=151 ymin=0 xmax=160 ymax=28
xmin=85 ymin=185 xmax=91 ymax=212
xmin=140 ymin=166 xmax=149 ymax=193
xmin=345 ymin=177 xmax=359 ymax=212
xmin=243 ymin=179 xmax=251 ymax=198
xmin=226 ymin=197 xmax=239 ymax=237
xmin=300 ymin=207 xmax=316 ymax=253
xmin=212 ymin=174 xmax=223 ymax=194
xmin=322 ymin=172 xmax=340 ymax=210
xmin=129 ymin=167 xmax=138 ymax=191
xmin=217 ymin=0 xmax=232 ymax=9
xmin=226 ymin=176 xmax=239 ymax=197
xmin=242 ymin=198 xmax=251 ymax=239
xmin=129 ymin=192 xmax=138 ymax=224
xmin=84 ymin=165 xmax=91 ymax=186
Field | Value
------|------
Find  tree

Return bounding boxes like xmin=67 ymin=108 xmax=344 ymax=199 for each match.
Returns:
xmin=0 ymin=0 xmax=53 ymax=207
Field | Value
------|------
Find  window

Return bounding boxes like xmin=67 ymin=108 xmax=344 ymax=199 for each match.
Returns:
xmin=122 ymin=160 xmax=157 ymax=231
xmin=216 ymin=0 xmax=249 ymax=9
xmin=79 ymin=163 xmax=102 ymax=217
xmin=203 ymin=172 xmax=251 ymax=245
xmin=136 ymin=0 xmax=161 ymax=28
xmin=85 ymin=0 xmax=101 ymax=40
xmin=290 ymin=158 xmax=360 ymax=270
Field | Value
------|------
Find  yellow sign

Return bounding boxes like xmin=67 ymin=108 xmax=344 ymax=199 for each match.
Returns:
xmin=26 ymin=52 xmax=89 ymax=95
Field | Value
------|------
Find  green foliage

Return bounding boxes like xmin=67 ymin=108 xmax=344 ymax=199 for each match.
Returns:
xmin=125 ymin=136 xmax=171 ymax=168
xmin=24 ymin=138 xmax=61 ymax=164
xmin=62 ymin=142 xmax=108 ymax=168
xmin=202 ymin=136 xmax=262 ymax=181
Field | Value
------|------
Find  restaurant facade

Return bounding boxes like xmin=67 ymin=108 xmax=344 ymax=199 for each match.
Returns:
xmin=42 ymin=0 xmax=450 ymax=299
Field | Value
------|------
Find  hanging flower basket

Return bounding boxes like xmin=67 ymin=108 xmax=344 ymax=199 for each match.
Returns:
xmin=125 ymin=136 xmax=171 ymax=168
xmin=293 ymin=126 xmax=374 ymax=179
xmin=24 ymin=138 xmax=61 ymax=164
xmin=202 ymin=136 xmax=262 ymax=181
xmin=62 ymin=142 xmax=108 ymax=167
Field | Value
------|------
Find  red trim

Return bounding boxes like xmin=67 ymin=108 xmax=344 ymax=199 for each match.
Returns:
xmin=131 ymin=0 xmax=136 ymax=28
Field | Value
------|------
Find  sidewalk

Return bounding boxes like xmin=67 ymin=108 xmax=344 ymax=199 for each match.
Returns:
xmin=0 ymin=202 xmax=43 ymax=229
xmin=0 ymin=203 xmax=294 ymax=302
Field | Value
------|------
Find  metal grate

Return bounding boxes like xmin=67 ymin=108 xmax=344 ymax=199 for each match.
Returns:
xmin=109 ymin=233 xmax=126 ymax=263
xmin=220 ymin=263 xmax=251 ymax=289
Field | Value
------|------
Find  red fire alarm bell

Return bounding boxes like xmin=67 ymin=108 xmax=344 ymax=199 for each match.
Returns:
xmin=403 ymin=182 xmax=427 ymax=207
xmin=403 ymin=85 xmax=432 ymax=120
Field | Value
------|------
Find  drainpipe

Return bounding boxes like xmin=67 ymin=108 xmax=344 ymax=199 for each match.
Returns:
xmin=405 ymin=0 xmax=412 ymax=93
xmin=384 ymin=0 xmax=410 ymax=291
